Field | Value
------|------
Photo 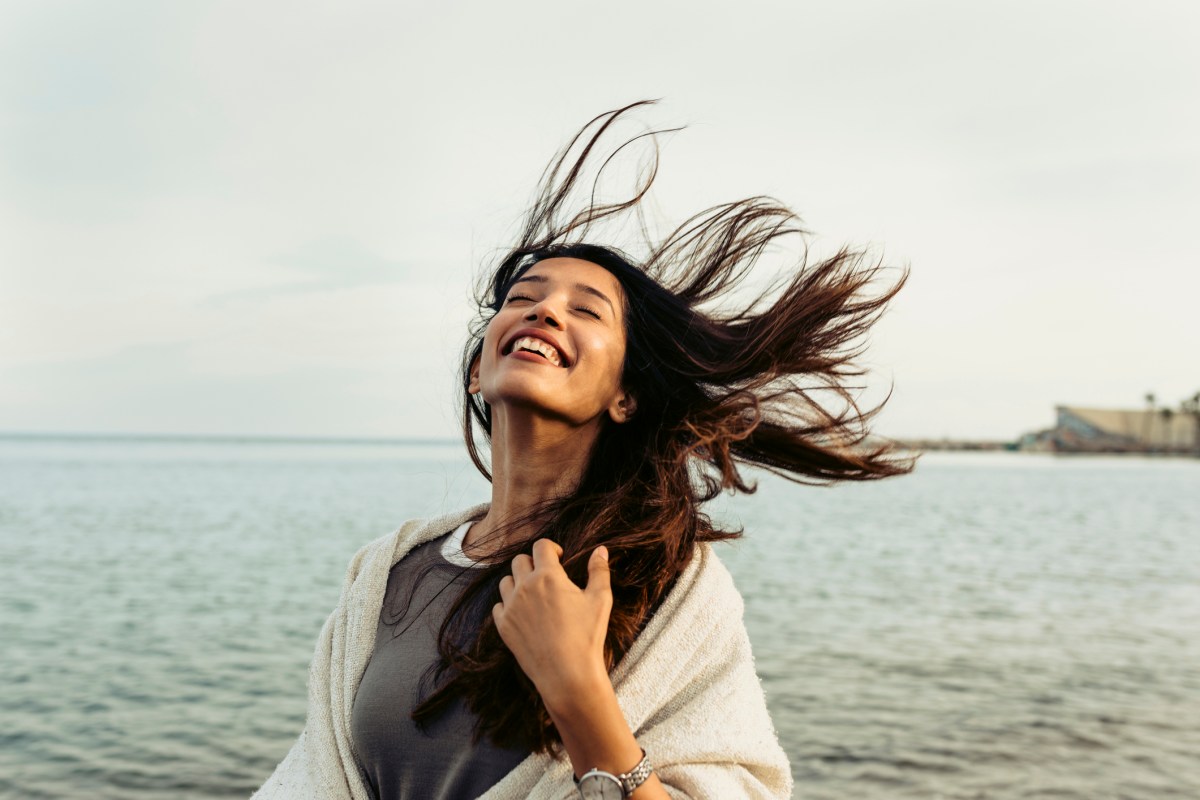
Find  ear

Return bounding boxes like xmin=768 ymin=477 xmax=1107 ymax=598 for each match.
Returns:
xmin=607 ymin=390 xmax=637 ymax=424
xmin=467 ymin=356 xmax=481 ymax=395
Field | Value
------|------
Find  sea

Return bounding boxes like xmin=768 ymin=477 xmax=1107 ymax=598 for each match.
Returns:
xmin=1 ymin=435 xmax=1197 ymax=799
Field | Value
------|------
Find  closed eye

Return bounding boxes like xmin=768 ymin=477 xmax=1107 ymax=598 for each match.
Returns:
xmin=505 ymin=294 xmax=535 ymax=304
xmin=575 ymin=305 xmax=601 ymax=319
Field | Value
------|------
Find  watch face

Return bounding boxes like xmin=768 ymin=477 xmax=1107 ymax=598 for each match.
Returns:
xmin=579 ymin=773 xmax=624 ymax=800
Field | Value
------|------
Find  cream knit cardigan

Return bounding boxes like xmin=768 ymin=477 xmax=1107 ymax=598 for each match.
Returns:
xmin=251 ymin=504 xmax=793 ymax=800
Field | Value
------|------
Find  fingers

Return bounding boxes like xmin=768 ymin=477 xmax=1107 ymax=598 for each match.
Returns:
xmin=507 ymin=539 xmax=608 ymax=598
xmin=511 ymin=553 xmax=534 ymax=580
xmin=585 ymin=545 xmax=611 ymax=597
xmin=531 ymin=538 xmax=564 ymax=569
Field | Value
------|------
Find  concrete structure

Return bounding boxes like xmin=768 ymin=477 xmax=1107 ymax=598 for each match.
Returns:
xmin=1019 ymin=406 xmax=1200 ymax=454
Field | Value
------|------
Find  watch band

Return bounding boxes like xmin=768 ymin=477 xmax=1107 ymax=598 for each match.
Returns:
xmin=616 ymin=749 xmax=653 ymax=795
xmin=575 ymin=749 xmax=653 ymax=797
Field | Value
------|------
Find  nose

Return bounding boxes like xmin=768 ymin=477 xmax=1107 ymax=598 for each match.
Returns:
xmin=524 ymin=299 xmax=563 ymax=329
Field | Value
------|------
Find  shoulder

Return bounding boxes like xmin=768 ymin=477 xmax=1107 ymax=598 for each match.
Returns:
xmin=612 ymin=543 xmax=751 ymax=691
xmin=344 ymin=504 xmax=489 ymax=577
xmin=331 ymin=503 xmax=489 ymax=609
xmin=687 ymin=543 xmax=744 ymax=609
xmin=650 ymin=543 xmax=746 ymax=639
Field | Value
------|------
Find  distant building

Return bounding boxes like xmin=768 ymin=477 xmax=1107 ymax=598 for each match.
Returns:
xmin=1019 ymin=406 xmax=1200 ymax=454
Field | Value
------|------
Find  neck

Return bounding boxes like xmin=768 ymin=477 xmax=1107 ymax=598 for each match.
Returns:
xmin=465 ymin=407 xmax=603 ymax=557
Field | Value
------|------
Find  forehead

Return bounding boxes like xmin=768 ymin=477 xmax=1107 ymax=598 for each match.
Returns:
xmin=517 ymin=257 xmax=625 ymax=304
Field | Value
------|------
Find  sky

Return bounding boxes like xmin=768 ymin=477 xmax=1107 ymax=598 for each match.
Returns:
xmin=2 ymin=0 xmax=1197 ymax=441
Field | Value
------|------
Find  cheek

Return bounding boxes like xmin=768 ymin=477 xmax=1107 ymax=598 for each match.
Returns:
xmin=610 ymin=351 xmax=628 ymax=387
xmin=474 ymin=323 xmax=502 ymax=383
xmin=481 ymin=313 xmax=510 ymax=355
xmin=586 ymin=336 xmax=627 ymax=386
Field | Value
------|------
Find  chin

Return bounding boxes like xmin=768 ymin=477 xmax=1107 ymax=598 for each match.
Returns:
xmin=490 ymin=392 xmax=603 ymax=428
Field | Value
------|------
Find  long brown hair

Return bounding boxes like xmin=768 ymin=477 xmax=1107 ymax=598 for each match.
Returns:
xmin=412 ymin=101 xmax=916 ymax=752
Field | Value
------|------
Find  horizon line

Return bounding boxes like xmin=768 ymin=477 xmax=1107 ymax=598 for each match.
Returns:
xmin=0 ymin=430 xmax=1021 ymax=447
xmin=0 ymin=430 xmax=463 ymax=446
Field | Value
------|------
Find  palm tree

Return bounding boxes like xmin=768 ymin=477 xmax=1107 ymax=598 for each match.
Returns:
xmin=1160 ymin=407 xmax=1175 ymax=451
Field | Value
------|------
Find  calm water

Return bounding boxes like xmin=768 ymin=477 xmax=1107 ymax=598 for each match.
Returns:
xmin=1 ymin=437 xmax=1198 ymax=799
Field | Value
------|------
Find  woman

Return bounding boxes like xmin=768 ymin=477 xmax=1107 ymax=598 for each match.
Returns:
xmin=252 ymin=102 xmax=914 ymax=800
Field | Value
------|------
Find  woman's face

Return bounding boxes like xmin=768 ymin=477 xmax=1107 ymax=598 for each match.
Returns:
xmin=470 ymin=257 xmax=634 ymax=427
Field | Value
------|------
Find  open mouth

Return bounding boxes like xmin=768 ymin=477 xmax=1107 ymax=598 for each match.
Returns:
xmin=504 ymin=335 xmax=568 ymax=367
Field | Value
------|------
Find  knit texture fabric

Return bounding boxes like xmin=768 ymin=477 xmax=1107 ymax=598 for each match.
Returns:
xmin=250 ymin=504 xmax=794 ymax=799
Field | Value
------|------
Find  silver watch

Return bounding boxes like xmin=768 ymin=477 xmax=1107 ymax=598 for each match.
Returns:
xmin=576 ymin=750 xmax=653 ymax=799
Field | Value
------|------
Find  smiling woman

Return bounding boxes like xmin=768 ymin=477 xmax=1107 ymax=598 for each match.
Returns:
xmin=471 ymin=259 xmax=632 ymax=429
xmin=250 ymin=101 xmax=914 ymax=800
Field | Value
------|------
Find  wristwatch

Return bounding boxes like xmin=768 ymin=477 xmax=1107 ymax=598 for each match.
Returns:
xmin=576 ymin=749 xmax=653 ymax=799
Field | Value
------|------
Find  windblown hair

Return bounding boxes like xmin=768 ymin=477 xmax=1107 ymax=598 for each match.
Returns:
xmin=412 ymin=101 xmax=916 ymax=752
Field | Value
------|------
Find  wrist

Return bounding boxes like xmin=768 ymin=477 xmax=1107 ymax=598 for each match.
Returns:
xmin=537 ymin=659 xmax=611 ymax=720
xmin=576 ymin=749 xmax=654 ymax=798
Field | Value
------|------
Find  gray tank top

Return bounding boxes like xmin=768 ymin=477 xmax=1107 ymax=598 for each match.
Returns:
xmin=350 ymin=523 xmax=529 ymax=799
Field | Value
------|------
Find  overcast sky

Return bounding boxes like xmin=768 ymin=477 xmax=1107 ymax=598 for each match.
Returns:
xmin=2 ymin=0 xmax=1197 ymax=441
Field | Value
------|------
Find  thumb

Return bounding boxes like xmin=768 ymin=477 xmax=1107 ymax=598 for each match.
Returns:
xmin=586 ymin=545 xmax=611 ymax=597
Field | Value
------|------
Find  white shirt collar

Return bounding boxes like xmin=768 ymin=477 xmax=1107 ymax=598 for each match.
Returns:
xmin=440 ymin=520 xmax=485 ymax=568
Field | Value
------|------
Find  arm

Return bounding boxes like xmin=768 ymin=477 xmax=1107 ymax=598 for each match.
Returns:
xmin=493 ymin=540 xmax=669 ymax=799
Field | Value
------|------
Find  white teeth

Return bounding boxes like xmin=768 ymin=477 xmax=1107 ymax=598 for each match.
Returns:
xmin=511 ymin=336 xmax=563 ymax=366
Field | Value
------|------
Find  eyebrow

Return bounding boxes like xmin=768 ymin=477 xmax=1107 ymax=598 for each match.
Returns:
xmin=512 ymin=274 xmax=617 ymax=315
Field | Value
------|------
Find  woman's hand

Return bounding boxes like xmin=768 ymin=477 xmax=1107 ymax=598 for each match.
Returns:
xmin=495 ymin=540 xmax=669 ymax=798
xmin=493 ymin=539 xmax=612 ymax=709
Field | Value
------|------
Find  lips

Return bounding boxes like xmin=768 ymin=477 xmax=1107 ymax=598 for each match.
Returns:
xmin=501 ymin=329 xmax=570 ymax=367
